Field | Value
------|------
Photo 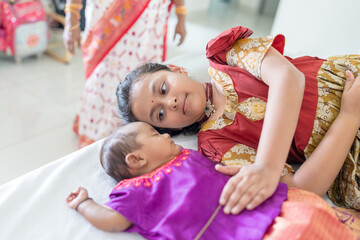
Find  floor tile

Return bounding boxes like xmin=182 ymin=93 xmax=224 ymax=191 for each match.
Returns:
xmin=0 ymin=85 xmax=70 ymax=149
xmin=0 ymin=122 xmax=78 ymax=183
xmin=19 ymin=68 xmax=85 ymax=118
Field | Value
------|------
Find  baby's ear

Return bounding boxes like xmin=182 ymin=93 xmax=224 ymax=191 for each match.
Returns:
xmin=167 ymin=64 xmax=188 ymax=76
xmin=125 ymin=153 xmax=146 ymax=169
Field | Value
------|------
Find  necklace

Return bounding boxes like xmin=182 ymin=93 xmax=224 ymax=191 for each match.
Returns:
xmin=204 ymin=82 xmax=216 ymax=118
xmin=198 ymin=83 xmax=216 ymax=126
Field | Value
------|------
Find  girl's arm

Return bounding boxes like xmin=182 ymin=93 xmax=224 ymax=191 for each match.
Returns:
xmin=66 ymin=187 xmax=132 ymax=232
xmin=216 ymin=46 xmax=305 ymax=214
xmin=281 ymin=71 xmax=360 ymax=195
xmin=172 ymin=0 xmax=186 ymax=45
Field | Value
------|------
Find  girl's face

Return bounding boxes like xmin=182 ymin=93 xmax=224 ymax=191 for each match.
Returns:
xmin=130 ymin=70 xmax=206 ymax=129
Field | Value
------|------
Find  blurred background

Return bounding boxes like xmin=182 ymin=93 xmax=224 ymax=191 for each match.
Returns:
xmin=0 ymin=0 xmax=359 ymax=184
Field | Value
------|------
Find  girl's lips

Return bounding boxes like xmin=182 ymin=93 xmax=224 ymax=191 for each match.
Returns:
xmin=183 ymin=94 xmax=187 ymax=114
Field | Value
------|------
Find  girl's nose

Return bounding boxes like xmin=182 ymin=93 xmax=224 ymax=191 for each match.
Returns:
xmin=167 ymin=97 xmax=178 ymax=110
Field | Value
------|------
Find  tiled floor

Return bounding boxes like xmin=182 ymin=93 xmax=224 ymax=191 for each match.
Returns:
xmin=0 ymin=2 xmax=275 ymax=184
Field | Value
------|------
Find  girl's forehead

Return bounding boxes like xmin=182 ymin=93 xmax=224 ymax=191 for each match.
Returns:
xmin=132 ymin=71 xmax=170 ymax=94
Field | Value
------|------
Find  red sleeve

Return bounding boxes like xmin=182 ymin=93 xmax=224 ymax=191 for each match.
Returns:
xmin=206 ymin=26 xmax=253 ymax=65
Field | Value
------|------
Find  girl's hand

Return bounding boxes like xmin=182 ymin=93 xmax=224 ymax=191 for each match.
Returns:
xmin=66 ymin=187 xmax=89 ymax=209
xmin=340 ymin=71 xmax=360 ymax=121
xmin=63 ymin=13 xmax=82 ymax=55
xmin=216 ymin=163 xmax=279 ymax=214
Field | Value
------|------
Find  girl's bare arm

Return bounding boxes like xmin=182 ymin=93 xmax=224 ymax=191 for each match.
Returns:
xmin=217 ymin=46 xmax=305 ymax=214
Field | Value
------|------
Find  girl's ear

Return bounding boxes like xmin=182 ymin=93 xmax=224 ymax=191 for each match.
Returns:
xmin=125 ymin=153 xmax=146 ymax=169
xmin=167 ymin=64 xmax=188 ymax=76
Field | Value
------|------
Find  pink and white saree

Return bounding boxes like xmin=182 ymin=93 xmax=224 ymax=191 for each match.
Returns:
xmin=74 ymin=0 xmax=173 ymax=147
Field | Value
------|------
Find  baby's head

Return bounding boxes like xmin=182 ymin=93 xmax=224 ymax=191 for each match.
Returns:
xmin=100 ymin=122 xmax=181 ymax=182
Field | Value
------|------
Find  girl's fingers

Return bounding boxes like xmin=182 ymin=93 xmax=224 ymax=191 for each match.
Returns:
xmin=346 ymin=70 xmax=355 ymax=81
xmin=344 ymin=70 xmax=355 ymax=92
xmin=246 ymin=188 xmax=267 ymax=210
xmin=215 ymin=164 xmax=241 ymax=176
xmin=222 ymin=176 xmax=251 ymax=214
xmin=220 ymin=176 xmax=243 ymax=206
xmin=230 ymin=187 xmax=256 ymax=214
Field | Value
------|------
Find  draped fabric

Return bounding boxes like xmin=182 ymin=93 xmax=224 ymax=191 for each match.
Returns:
xmin=82 ymin=0 xmax=151 ymax=79
xmin=263 ymin=188 xmax=356 ymax=240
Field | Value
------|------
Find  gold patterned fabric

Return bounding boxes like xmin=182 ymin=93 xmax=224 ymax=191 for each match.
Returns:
xmin=223 ymin=144 xmax=293 ymax=176
xmin=226 ymin=36 xmax=275 ymax=80
xmin=303 ymin=55 xmax=360 ymax=209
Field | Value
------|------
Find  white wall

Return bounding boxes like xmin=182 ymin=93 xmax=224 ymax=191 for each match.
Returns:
xmin=271 ymin=0 xmax=360 ymax=58
xmin=186 ymin=0 xmax=210 ymax=11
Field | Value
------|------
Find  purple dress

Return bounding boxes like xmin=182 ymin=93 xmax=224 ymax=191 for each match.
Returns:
xmin=105 ymin=149 xmax=287 ymax=240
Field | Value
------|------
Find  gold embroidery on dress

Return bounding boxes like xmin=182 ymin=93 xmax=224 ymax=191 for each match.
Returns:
xmin=221 ymin=144 xmax=293 ymax=176
xmin=201 ymin=67 xmax=239 ymax=131
xmin=226 ymin=36 xmax=275 ymax=79
xmin=237 ymin=97 xmax=266 ymax=121
xmin=202 ymin=67 xmax=268 ymax=132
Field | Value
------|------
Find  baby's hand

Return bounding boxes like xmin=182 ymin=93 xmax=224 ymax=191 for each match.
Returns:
xmin=66 ymin=187 xmax=89 ymax=210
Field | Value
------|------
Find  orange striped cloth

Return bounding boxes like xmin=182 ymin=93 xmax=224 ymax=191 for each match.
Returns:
xmin=263 ymin=188 xmax=357 ymax=240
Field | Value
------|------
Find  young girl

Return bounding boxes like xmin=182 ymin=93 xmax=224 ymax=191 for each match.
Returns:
xmin=116 ymin=26 xmax=360 ymax=214
xmin=66 ymin=122 xmax=356 ymax=239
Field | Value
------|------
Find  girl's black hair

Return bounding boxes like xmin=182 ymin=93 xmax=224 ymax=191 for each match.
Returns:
xmin=116 ymin=62 xmax=200 ymax=136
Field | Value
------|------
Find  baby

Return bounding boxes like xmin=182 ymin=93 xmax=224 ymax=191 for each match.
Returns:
xmin=66 ymin=122 xmax=287 ymax=239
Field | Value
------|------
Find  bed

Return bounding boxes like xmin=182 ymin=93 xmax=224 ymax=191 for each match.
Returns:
xmin=0 ymin=52 xmax=207 ymax=240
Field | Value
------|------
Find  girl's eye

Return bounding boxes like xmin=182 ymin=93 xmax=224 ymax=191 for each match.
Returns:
xmin=161 ymin=82 xmax=166 ymax=95
xmin=158 ymin=108 xmax=164 ymax=121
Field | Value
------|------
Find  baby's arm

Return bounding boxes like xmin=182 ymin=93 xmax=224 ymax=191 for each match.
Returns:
xmin=66 ymin=187 xmax=132 ymax=232
xmin=281 ymin=71 xmax=360 ymax=195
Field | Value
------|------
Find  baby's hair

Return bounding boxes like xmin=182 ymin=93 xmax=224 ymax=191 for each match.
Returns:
xmin=100 ymin=127 xmax=142 ymax=182
xmin=116 ymin=62 xmax=200 ymax=136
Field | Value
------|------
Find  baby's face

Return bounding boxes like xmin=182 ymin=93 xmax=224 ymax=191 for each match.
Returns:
xmin=133 ymin=122 xmax=181 ymax=170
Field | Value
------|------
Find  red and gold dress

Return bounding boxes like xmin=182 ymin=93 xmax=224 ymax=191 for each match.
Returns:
xmin=198 ymin=26 xmax=360 ymax=212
